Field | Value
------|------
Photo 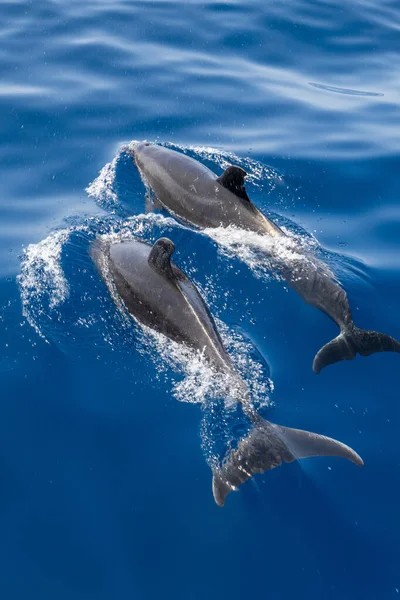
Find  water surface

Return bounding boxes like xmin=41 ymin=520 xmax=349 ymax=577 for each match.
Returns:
xmin=1 ymin=1 xmax=400 ymax=599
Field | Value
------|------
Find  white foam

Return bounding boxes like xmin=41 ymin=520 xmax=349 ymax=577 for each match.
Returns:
xmin=203 ymin=224 xmax=336 ymax=283
xmin=217 ymin=319 xmax=273 ymax=407
xmin=18 ymin=228 xmax=73 ymax=337
xmin=135 ymin=322 xmax=272 ymax=410
xmin=85 ymin=141 xmax=138 ymax=210
xmin=86 ymin=155 xmax=119 ymax=210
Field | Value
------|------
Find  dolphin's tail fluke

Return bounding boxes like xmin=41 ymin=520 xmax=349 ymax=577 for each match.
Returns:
xmin=313 ymin=325 xmax=400 ymax=374
xmin=212 ymin=418 xmax=363 ymax=507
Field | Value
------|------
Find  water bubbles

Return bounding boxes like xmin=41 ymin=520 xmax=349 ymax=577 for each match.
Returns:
xmin=86 ymin=154 xmax=119 ymax=211
xmin=203 ymin=223 xmax=336 ymax=285
xmin=18 ymin=228 xmax=73 ymax=337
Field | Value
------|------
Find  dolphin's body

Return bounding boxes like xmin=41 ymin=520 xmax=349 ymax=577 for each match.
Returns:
xmin=91 ymin=237 xmax=238 ymax=378
xmin=132 ymin=142 xmax=400 ymax=373
xmin=91 ymin=236 xmax=363 ymax=506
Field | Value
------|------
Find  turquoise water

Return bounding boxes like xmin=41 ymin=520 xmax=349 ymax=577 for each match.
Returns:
xmin=1 ymin=1 xmax=400 ymax=598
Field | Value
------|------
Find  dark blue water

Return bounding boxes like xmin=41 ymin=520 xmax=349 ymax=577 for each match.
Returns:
xmin=2 ymin=1 xmax=400 ymax=598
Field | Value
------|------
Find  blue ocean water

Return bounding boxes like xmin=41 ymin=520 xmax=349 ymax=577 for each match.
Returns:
xmin=1 ymin=0 xmax=400 ymax=598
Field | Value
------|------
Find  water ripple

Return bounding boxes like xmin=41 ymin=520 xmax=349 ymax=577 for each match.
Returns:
xmin=308 ymin=82 xmax=384 ymax=97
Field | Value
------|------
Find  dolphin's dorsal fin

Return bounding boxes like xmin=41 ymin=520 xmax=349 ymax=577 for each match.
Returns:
xmin=148 ymin=238 xmax=175 ymax=278
xmin=216 ymin=166 xmax=250 ymax=202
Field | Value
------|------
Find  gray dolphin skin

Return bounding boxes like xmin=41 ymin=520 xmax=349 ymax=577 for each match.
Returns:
xmin=90 ymin=236 xmax=363 ymax=507
xmin=132 ymin=142 xmax=400 ymax=374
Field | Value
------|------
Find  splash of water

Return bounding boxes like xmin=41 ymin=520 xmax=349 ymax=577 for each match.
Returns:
xmin=18 ymin=229 xmax=74 ymax=337
xmin=134 ymin=321 xmax=272 ymax=411
xmin=203 ymin=224 xmax=336 ymax=284
xmin=86 ymin=154 xmax=119 ymax=211
xmin=85 ymin=141 xmax=138 ymax=212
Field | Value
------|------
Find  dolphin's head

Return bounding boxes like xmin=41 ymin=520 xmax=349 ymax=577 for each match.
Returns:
xmin=129 ymin=141 xmax=164 ymax=173
xmin=129 ymin=141 xmax=152 ymax=157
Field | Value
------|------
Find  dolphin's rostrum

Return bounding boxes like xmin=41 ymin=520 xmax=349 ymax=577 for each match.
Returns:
xmin=91 ymin=236 xmax=363 ymax=506
xmin=132 ymin=142 xmax=400 ymax=373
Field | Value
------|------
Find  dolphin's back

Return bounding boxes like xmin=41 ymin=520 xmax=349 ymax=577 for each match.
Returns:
xmin=93 ymin=238 xmax=232 ymax=372
xmin=133 ymin=143 xmax=282 ymax=235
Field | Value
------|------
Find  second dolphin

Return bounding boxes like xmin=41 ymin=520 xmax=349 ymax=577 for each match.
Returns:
xmin=90 ymin=235 xmax=363 ymax=507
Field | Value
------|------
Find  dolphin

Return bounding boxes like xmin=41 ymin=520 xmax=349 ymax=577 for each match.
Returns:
xmin=90 ymin=236 xmax=363 ymax=506
xmin=131 ymin=142 xmax=400 ymax=374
